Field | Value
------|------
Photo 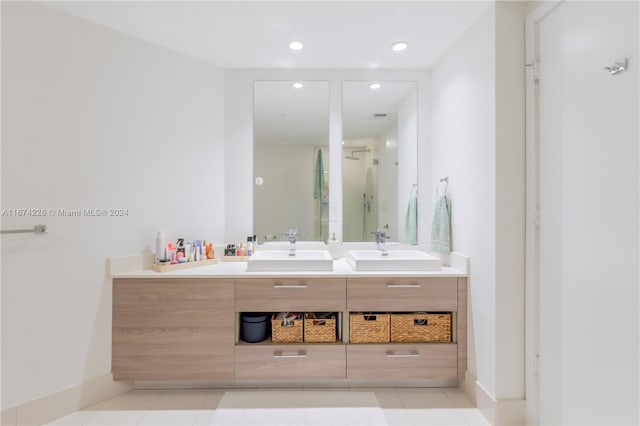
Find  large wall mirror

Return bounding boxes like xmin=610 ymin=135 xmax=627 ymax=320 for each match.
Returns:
xmin=253 ymin=81 xmax=330 ymax=242
xmin=342 ymin=81 xmax=418 ymax=243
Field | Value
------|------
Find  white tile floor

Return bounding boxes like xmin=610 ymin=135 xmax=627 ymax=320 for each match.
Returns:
xmin=44 ymin=387 xmax=490 ymax=426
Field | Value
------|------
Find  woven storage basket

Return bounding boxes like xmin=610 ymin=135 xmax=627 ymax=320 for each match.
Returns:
xmin=271 ymin=313 xmax=303 ymax=343
xmin=349 ymin=313 xmax=390 ymax=343
xmin=304 ymin=313 xmax=336 ymax=343
xmin=390 ymin=313 xmax=452 ymax=343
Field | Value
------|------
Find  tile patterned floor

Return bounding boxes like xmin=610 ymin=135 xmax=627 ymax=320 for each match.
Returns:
xmin=44 ymin=387 xmax=490 ymax=426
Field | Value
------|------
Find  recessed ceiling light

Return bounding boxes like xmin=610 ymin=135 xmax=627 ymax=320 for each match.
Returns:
xmin=369 ymin=83 xmax=382 ymax=90
xmin=292 ymin=82 xmax=304 ymax=89
xmin=391 ymin=41 xmax=409 ymax=52
xmin=289 ymin=41 xmax=304 ymax=51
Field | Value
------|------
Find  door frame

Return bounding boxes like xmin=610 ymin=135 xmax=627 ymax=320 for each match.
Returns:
xmin=524 ymin=2 xmax=563 ymax=425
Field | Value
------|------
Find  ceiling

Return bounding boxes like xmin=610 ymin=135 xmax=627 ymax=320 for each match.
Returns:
xmin=45 ymin=1 xmax=493 ymax=69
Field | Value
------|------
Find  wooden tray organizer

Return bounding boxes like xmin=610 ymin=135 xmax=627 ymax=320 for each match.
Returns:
xmin=349 ymin=313 xmax=390 ymax=343
xmin=390 ymin=312 xmax=452 ymax=343
xmin=151 ymin=258 xmax=219 ymax=272
xmin=304 ymin=313 xmax=337 ymax=343
xmin=271 ymin=313 xmax=303 ymax=343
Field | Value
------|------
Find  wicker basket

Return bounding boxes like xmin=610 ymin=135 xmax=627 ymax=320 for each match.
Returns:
xmin=349 ymin=313 xmax=390 ymax=343
xmin=271 ymin=313 xmax=303 ymax=343
xmin=390 ymin=313 xmax=452 ymax=343
xmin=304 ymin=313 xmax=337 ymax=343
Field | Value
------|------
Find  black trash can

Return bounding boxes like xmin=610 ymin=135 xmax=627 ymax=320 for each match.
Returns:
xmin=240 ymin=312 xmax=270 ymax=343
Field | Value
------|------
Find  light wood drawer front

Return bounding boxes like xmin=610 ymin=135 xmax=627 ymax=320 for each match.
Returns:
xmin=235 ymin=345 xmax=345 ymax=379
xmin=112 ymin=327 xmax=232 ymax=356
xmin=113 ymin=279 xmax=233 ymax=328
xmin=112 ymin=354 xmax=233 ymax=381
xmin=235 ymin=278 xmax=346 ymax=311
xmin=347 ymin=344 xmax=457 ymax=379
xmin=347 ymin=277 xmax=457 ymax=311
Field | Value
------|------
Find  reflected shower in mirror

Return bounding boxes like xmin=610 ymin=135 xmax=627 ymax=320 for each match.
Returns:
xmin=342 ymin=81 xmax=417 ymax=243
xmin=253 ymin=81 xmax=330 ymax=242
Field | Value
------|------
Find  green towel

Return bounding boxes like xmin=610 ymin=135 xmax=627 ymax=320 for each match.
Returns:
xmin=314 ymin=149 xmax=324 ymax=200
xmin=430 ymin=195 xmax=452 ymax=254
xmin=404 ymin=195 xmax=418 ymax=244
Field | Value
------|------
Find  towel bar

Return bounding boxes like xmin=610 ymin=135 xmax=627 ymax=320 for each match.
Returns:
xmin=0 ymin=225 xmax=48 ymax=235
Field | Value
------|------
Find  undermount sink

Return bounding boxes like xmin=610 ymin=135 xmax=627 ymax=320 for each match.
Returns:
xmin=347 ymin=249 xmax=441 ymax=271
xmin=246 ymin=250 xmax=334 ymax=272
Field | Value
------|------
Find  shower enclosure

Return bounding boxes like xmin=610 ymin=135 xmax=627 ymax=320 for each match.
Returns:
xmin=342 ymin=145 xmax=379 ymax=241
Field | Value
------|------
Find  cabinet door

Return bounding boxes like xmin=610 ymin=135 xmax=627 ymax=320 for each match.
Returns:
xmin=347 ymin=277 xmax=457 ymax=311
xmin=112 ymin=278 xmax=234 ymax=380
xmin=235 ymin=277 xmax=346 ymax=311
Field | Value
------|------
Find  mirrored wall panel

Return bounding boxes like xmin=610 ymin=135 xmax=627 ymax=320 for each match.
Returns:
xmin=342 ymin=81 xmax=417 ymax=243
xmin=253 ymin=81 xmax=330 ymax=242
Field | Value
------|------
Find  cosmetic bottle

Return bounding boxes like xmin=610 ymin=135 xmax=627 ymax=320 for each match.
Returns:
xmin=185 ymin=242 xmax=192 ymax=262
xmin=176 ymin=238 xmax=185 ymax=257
xmin=155 ymin=231 xmax=166 ymax=263
xmin=247 ymin=236 xmax=253 ymax=256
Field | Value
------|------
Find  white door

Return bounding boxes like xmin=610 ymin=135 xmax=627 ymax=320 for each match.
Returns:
xmin=531 ymin=1 xmax=639 ymax=424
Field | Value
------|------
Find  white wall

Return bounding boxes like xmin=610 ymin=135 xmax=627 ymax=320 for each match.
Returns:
xmin=1 ymin=2 xmax=225 ymax=409
xmin=537 ymin=2 xmax=639 ymax=424
xmin=494 ymin=2 xmax=526 ymax=401
xmin=224 ymin=70 xmax=429 ymax=244
xmin=430 ymin=5 xmax=497 ymax=396
xmin=429 ymin=2 xmax=527 ymax=408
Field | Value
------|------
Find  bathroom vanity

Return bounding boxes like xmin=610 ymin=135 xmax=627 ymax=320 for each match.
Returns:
xmin=111 ymin=258 xmax=467 ymax=384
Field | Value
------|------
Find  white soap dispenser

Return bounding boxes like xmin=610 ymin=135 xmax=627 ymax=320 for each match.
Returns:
xmin=155 ymin=231 xmax=166 ymax=263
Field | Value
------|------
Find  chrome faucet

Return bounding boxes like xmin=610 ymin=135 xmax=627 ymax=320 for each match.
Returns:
xmin=372 ymin=229 xmax=390 ymax=256
xmin=288 ymin=229 xmax=298 ymax=256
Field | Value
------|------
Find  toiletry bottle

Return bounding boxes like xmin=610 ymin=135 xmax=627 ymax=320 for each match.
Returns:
xmin=185 ymin=242 xmax=192 ymax=262
xmin=247 ymin=236 xmax=253 ymax=256
xmin=176 ymin=238 xmax=185 ymax=257
xmin=155 ymin=231 xmax=166 ymax=263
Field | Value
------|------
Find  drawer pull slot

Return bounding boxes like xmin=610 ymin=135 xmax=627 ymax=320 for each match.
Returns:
xmin=386 ymin=283 xmax=421 ymax=288
xmin=273 ymin=283 xmax=308 ymax=288
xmin=385 ymin=351 xmax=421 ymax=358
xmin=273 ymin=351 xmax=307 ymax=358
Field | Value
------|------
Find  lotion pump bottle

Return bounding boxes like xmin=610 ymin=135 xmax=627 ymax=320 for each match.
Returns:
xmin=155 ymin=231 xmax=166 ymax=263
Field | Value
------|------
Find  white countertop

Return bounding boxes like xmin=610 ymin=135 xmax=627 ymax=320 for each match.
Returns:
xmin=111 ymin=258 xmax=467 ymax=279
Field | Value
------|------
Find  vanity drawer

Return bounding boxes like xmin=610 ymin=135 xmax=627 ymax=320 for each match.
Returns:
xmin=347 ymin=277 xmax=457 ymax=311
xmin=235 ymin=344 xmax=346 ymax=379
xmin=235 ymin=278 xmax=346 ymax=311
xmin=346 ymin=344 xmax=457 ymax=379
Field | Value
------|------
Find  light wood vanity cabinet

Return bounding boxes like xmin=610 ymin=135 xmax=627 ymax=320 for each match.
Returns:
xmin=112 ymin=278 xmax=234 ymax=381
xmin=112 ymin=275 xmax=467 ymax=382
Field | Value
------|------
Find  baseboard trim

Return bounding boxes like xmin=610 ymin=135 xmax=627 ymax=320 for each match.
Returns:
xmin=1 ymin=374 xmax=132 ymax=426
xmin=462 ymin=371 xmax=525 ymax=425
xmin=134 ymin=378 xmax=460 ymax=389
